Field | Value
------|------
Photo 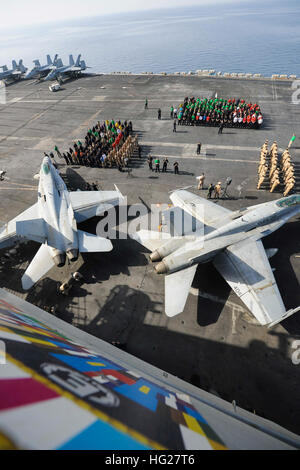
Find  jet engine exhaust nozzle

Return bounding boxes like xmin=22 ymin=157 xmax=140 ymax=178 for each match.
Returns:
xmin=150 ymin=250 xmax=161 ymax=262
xmin=66 ymin=248 xmax=79 ymax=262
xmin=53 ymin=253 xmax=66 ymax=268
xmin=155 ymin=261 xmax=168 ymax=274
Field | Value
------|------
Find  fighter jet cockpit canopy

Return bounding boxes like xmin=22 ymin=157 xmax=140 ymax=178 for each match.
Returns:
xmin=42 ymin=162 xmax=50 ymax=175
xmin=276 ymin=194 xmax=300 ymax=208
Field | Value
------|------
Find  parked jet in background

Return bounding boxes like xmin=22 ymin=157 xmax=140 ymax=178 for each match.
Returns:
xmin=25 ymin=54 xmax=59 ymax=80
xmin=0 ymin=157 xmax=124 ymax=290
xmin=0 ymin=60 xmax=27 ymax=82
xmin=132 ymin=190 xmax=300 ymax=327
xmin=44 ymin=54 xmax=88 ymax=81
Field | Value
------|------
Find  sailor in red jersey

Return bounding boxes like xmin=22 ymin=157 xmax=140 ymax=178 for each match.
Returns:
xmin=251 ymin=114 xmax=257 ymax=127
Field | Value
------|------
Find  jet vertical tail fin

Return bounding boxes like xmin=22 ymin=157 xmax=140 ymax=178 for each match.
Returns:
xmin=46 ymin=55 xmax=52 ymax=65
xmin=165 ymin=265 xmax=198 ymax=317
xmin=80 ymin=60 xmax=87 ymax=70
xmin=18 ymin=60 xmax=27 ymax=73
xmin=69 ymin=55 xmax=75 ymax=66
xmin=33 ymin=59 xmax=41 ymax=67
xmin=12 ymin=60 xmax=17 ymax=70
xmin=22 ymin=244 xmax=55 ymax=290
xmin=75 ymin=54 xmax=82 ymax=67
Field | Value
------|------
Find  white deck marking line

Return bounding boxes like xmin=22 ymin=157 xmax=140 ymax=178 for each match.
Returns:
xmin=140 ymin=141 xmax=300 ymax=154
xmin=19 ymin=98 xmax=186 ymax=103
xmin=141 ymin=141 xmax=261 ymax=152
xmin=19 ymin=100 xmax=59 ymax=103
xmin=189 ymin=288 xmax=248 ymax=314
xmin=147 ymin=154 xmax=259 ymax=163
xmin=0 ymin=136 xmax=37 ymax=141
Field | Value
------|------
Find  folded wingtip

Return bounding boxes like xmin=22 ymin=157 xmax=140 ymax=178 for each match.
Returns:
xmin=268 ymin=306 xmax=300 ymax=328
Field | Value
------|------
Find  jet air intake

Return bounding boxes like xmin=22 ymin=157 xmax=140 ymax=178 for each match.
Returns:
xmin=66 ymin=248 xmax=79 ymax=262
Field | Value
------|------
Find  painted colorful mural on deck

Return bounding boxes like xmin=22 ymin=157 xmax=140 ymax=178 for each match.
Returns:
xmin=0 ymin=298 xmax=226 ymax=450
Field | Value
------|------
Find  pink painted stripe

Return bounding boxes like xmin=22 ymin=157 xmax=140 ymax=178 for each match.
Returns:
xmin=0 ymin=377 xmax=59 ymax=411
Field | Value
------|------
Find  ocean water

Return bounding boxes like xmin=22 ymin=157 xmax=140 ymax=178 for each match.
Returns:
xmin=1 ymin=0 xmax=300 ymax=76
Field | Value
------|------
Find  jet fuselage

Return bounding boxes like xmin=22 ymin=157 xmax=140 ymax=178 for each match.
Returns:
xmin=0 ymin=68 xmax=21 ymax=81
xmin=154 ymin=195 xmax=300 ymax=274
xmin=38 ymin=157 xmax=78 ymax=266
xmin=26 ymin=67 xmax=54 ymax=80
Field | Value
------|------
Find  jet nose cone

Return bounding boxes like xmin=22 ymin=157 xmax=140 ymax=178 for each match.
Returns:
xmin=155 ymin=261 xmax=168 ymax=274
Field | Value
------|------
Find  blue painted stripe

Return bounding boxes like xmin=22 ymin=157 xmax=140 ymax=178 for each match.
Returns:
xmin=51 ymin=353 xmax=121 ymax=373
xmin=58 ymin=420 xmax=151 ymax=450
xmin=114 ymin=380 xmax=169 ymax=411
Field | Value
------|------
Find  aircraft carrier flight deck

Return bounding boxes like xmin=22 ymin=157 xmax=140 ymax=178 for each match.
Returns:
xmin=0 ymin=72 xmax=299 ymax=435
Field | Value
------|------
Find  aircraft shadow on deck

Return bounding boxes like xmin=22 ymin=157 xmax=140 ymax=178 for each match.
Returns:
xmin=16 ymin=261 xmax=300 ymax=438
xmin=0 ymin=241 xmax=39 ymax=293
xmin=190 ymin=219 xmax=300 ymax=333
xmin=192 ymin=263 xmax=231 ymax=326
xmin=2 ymin=233 xmax=300 ymax=437
xmin=56 ymin=73 xmax=91 ymax=85
xmin=77 ymin=284 xmax=300 ymax=438
xmin=263 ymin=220 xmax=300 ymax=334
xmin=64 ymin=167 xmax=89 ymax=190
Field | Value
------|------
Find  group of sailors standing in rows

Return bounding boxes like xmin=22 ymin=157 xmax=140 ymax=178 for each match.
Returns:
xmin=257 ymin=140 xmax=296 ymax=196
xmin=51 ymin=119 xmax=140 ymax=170
xmin=173 ymin=96 xmax=263 ymax=128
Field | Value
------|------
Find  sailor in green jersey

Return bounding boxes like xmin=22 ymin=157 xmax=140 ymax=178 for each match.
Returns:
xmin=54 ymin=145 xmax=62 ymax=158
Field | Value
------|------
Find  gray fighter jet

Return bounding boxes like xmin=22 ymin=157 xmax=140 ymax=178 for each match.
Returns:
xmin=0 ymin=60 xmax=27 ymax=82
xmin=0 ymin=156 xmax=124 ymax=290
xmin=25 ymin=54 xmax=59 ymax=80
xmin=132 ymin=190 xmax=300 ymax=326
xmin=43 ymin=54 xmax=88 ymax=82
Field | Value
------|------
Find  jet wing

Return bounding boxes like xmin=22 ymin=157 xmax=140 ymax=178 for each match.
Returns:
xmin=0 ymin=203 xmax=45 ymax=248
xmin=161 ymin=205 xmax=204 ymax=236
xmin=69 ymin=189 xmax=124 ymax=223
xmin=213 ymin=238 xmax=287 ymax=325
xmin=131 ymin=229 xmax=172 ymax=252
xmin=165 ymin=265 xmax=198 ymax=317
xmin=170 ymin=190 xmax=232 ymax=228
